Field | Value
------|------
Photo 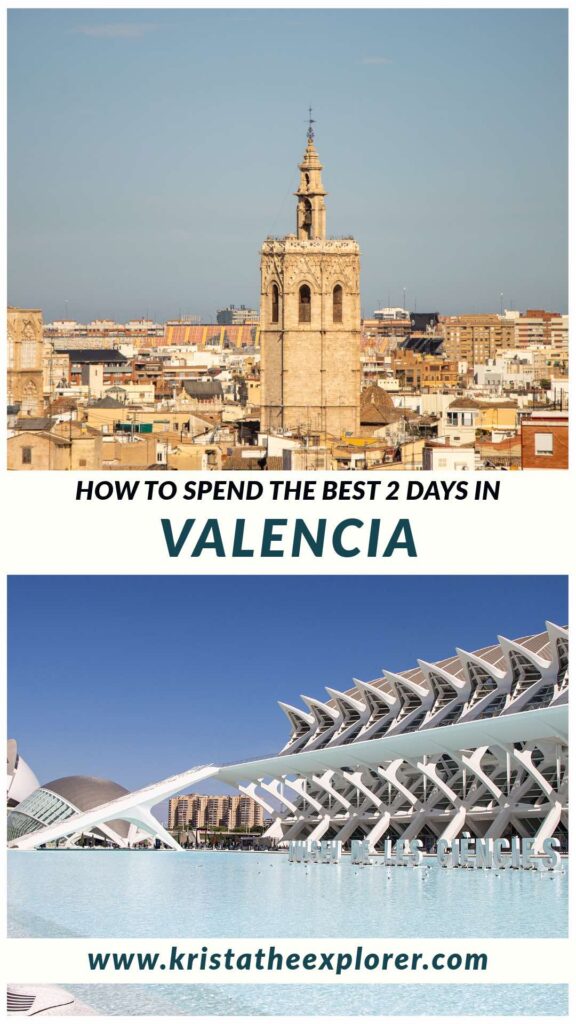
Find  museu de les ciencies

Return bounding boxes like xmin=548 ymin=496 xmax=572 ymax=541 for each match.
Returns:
xmin=8 ymin=621 xmax=568 ymax=856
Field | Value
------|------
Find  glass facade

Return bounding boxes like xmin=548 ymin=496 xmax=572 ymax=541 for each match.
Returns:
xmin=7 ymin=788 xmax=77 ymax=842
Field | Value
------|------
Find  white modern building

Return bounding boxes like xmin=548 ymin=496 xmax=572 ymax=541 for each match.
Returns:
xmin=7 ymin=772 xmax=179 ymax=850
xmin=7 ymin=739 xmax=39 ymax=809
xmin=373 ymin=307 xmax=409 ymax=322
xmin=8 ymin=623 xmax=568 ymax=856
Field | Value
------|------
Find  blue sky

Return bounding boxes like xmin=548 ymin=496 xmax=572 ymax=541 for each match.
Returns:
xmin=8 ymin=8 xmax=567 ymax=322
xmin=8 ymin=575 xmax=567 ymax=801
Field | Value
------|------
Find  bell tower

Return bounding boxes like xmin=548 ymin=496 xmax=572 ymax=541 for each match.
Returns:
xmin=259 ymin=116 xmax=361 ymax=439
xmin=295 ymin=113 xmax=327 ymax=241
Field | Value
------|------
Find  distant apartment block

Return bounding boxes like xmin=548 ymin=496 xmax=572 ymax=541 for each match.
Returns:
xmin=44 ymin=318 xmax=164 ymax=338
xmin=443 ymin=311 xmax=568 ymax=369
xmin=442 ymin=314 xmax=516 ymax=367
xmin=391 ymin=349 xmax=458 ymax=391
xmin=513 ymin=310 xmax=568 ymax=350
xmin=216 ymin=304 xmax=259 ymax=326
xmin=168 ymin=792 xmax=264 ymax=832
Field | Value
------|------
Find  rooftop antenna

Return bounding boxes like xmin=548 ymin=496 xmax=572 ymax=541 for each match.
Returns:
xmin=307 ymin=105 xmax=316 ymax=142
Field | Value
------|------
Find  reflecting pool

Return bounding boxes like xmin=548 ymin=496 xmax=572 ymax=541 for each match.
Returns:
xmin=8 ymin=850 xmax=567 ymax=940
xmin=67 ymin=983 xmax=568 ymax=1016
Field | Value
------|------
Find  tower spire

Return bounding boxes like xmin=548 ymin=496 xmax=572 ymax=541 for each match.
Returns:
xmin=295 ymin=113 xmax=327 ymax=241
xmin=307 ymin=105 xmax=315 ymax=142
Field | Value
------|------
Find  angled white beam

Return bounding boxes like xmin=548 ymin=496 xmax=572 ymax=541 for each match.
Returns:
xmin=301 ymin=696 xmax=339 ymax=728
xmin=498 ymin=636 xmax=551 ymax=673
xmin=355 ymin=680 xmax=399 ymax=739
xmin=277 ymin=701 xmax=315 ymax=752
xmin=324 ymin=687 xmax=368 ymax=746
xmin=457 ymin=648 xmax=509 ymax=721
xmin=282 ymin=777 xmax=324 ymax=813
xmin=311 ymin=771 xmax=351 ymax=810
xmin=300 ymin=695 xmax=340 ymax=748
xmin=383 ymin=671 xmax=432 ymax=735
xmin=456 ymin=647 xmax=506 ymax=684
xmin=278 ymin=701 xmax=315 ymax=734
xmin=418 ymin=659 xmax=469 ymax=698
xmin=324 ymin=687 xmax=366 ymax=720
xmin=341 ymin=770 xmax=383 ymax=809
xmin=260 ymin=779 xmax=298 ymax=813
xmin=238 ymin=782 xmax=275 ymax=816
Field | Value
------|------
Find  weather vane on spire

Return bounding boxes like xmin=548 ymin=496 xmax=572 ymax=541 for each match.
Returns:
xmin=307 ymin=105 xmax=315 ymax=142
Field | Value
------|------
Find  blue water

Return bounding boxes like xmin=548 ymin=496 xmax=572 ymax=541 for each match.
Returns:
xmin=8 ymin=850 xmax=567 ymax=940
xmin=68 ymin=983 xmax=568 ymax=1016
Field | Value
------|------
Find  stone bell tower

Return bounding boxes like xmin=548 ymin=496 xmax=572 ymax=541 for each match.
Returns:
xmin=259 ymin=118 xmax=360 ymax=438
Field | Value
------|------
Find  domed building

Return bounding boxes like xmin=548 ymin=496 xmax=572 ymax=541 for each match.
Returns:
xmin=7 ymin=774 xmax=163 ymax=848
xmin=6 ymin=739 xmax=39 ymax=809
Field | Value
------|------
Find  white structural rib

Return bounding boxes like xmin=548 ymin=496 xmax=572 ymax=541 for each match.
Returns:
xmin=324 ymin=687 xmax=367 ymax=744
xmin=277 ymin=702 xmax=315 ymax=752
xmin=417 ymin=659 xmax=469 ymax=729
xmin=456 ymin=649 xmax=509 ymax=721
xmin=382 ymin=671 xmax=432 ymax=735
xmin=325 ymin=687 xmax=366 ymax=721
xmin=545 ymin=621 xmax=568 ymax=675
xmin=356 ymin=680 xmax=399 ymax=739
xmin=300 ymin=696 xmax=340 ymax=748
xmin=497 ymin=636 xmax=554 ymax=714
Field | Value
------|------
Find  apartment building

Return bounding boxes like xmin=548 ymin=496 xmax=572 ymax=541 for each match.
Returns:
xmin=168 ymin=792 xmax=264 ymax=832
xmin=442 ymin=315 xmax=516 ymax=367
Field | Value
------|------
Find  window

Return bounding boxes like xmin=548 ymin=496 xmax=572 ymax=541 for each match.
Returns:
xmin=79 ymin=458 xmax=87 ymax=467
xmin=535 ymin=432 xmax=553 ymax=456
xmin=21 ymin=447 xmax=32 ymax=465
xmin=333 ymin=284 xmax=343 ymax=323
xmin=299 ymin=284 xmax=311 ymax=323
xmin=20 ymin=340 xmax=37 ymax=369
xmin=301 ymin=199 xmax=312 ymax=239
xmin=271 ymin=283 xmax=279 ymax=324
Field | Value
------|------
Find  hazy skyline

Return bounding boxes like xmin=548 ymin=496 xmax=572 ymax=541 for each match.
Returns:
xmin=8 ymin=8 xmax=568 ymax=322
xmin=8 ymin=575 xmax=567 ymax=798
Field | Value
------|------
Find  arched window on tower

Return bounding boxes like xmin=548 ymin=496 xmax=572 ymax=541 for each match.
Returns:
xmin=301 ymin=199 xmax=312 ymax=240
xmin=299 ymin=285 xmax=311 ymax=323
xmin=271 ymin=283 xmax=279 ymax=324
xmin=333 ymin=284 xmax=343 ymax=323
